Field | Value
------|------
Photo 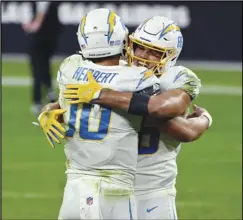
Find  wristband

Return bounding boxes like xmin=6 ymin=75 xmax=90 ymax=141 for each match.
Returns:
xmin=201 ymin=112 xmax=213 ymax=128
xmin=128 ymin=93 xmax=150 ymax=116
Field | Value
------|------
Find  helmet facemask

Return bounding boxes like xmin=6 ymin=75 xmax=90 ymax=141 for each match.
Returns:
xmin=127 ymin=35 xmax=177 ymax=76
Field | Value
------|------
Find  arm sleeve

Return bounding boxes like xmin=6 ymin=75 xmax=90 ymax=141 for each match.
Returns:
xmin=56 ymin=56 xmax=73 ymax=85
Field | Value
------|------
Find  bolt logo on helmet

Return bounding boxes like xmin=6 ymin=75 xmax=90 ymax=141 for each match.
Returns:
xmin=80 ymin=16 xmax=87 ymax=44
xmin=159 ymin=23 xmax=180 ymax=39
xmin=107 ymin=11 xmax=116 ymax=43
xmin=127 ymin=16 xmax=183 ymax=76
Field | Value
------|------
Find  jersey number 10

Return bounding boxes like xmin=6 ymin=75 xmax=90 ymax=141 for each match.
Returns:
xmin=66 ymin=105 xmax=159 ymax=154
xmin=66 ymin=104 xmax=112 ymax=140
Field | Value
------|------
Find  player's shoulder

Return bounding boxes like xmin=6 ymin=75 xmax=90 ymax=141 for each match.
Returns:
xmin=116 ymin=62 xmax=159 ymax=92
xmin=119 ymin=62 xmax=148 ymax=73
xmin=160 ymin=65 xmax=201 ymax=100
xmin=60 ymin=53 xmax=84 ymax=70
xmin=127 ymin=66 xmax=159 ymax=91
xmin=121 ymin=64 xmax=156 ymax=82
xmin=173 ymin=65 xmax=201 ymax=86
xmin=166 ymin=65 xmax=199 ymax=78
xmin=57 ymin=54 xmax=85 ymax=84
xmin=161 ymin=65 xmax=200 ymax=85
xmin=118 ymin=61 xmax=156 ymax=79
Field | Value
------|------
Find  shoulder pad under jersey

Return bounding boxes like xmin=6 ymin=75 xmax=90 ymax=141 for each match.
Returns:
xmin=57 ymin=54 xmax=84 ymax=84
xmin=160 ymin=66 xmax=201 ymax=100
xmin=132 ymin=68 xmax=160 ymax=92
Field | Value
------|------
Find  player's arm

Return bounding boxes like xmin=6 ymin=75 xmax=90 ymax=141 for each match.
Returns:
xmin=40 ymin=101 xmax=64 ymax=124
xmin=37 ymin=102 xmax=66 ymax=148
xmin=35 ymin=56 xmax=71 ymax=148
xmin=94 ymin=68 xmax=201 ymax=118
xmin=95 ymin=68 xmax=201 ymax=119
xmin=37 ymin=107 xmax=66 ymax=148
xmin=95 ymin=87 xmax=190 ymax=119
xmin=63 ymin=71 xmax=191 ymax=119
xmin=158 ymin=105 xmax=212 ymax=142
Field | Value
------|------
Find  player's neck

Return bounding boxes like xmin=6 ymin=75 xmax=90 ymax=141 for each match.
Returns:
xmin=95 ymin=57 xmax=120 ymax=66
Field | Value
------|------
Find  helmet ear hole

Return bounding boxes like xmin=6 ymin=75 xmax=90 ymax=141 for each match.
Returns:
xmin=171 ymin=57 xmax=176 ymax=62
xmin=122 ymin=49 xmax=126 ymax=58
xmin=121 ymin=38 xmax=128 ymax=59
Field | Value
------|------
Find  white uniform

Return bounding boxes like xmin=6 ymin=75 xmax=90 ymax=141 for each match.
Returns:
xmin=135 ymin=66 xmax=201 ymax=220
xmin=57 ymin=54 xmax=160 ymax=220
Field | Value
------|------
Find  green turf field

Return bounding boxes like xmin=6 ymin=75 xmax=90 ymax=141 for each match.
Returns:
xmin=2 ymin=61 xmax=242 ymax=219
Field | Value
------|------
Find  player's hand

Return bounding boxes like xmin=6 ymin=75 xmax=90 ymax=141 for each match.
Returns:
xmin=187 ymin=104 xmax=212 ymax=127
xmin=187 ymin=104 xmax=207 ymax=118
xmin=38 ymin=109 xmax=66 ymax=148
xmin=63 ymin=71 xmax=103 ymax=104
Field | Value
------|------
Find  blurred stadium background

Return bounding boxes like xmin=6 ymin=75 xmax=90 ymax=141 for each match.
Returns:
xmin=2 ymin=1 xmax=242 ymax=219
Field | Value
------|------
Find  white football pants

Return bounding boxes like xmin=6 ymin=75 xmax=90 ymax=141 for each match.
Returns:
xmin=58 ymin=175 xmax=136 ymax=220
xmin=135 ymin=186 xmax=177 ymax=220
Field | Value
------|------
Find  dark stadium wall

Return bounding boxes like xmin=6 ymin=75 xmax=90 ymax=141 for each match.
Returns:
xmin=1 ymin=1 xmax=242 ymax=61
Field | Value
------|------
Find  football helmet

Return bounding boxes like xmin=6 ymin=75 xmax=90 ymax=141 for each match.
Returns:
xmin=77 ymin=8 xmax=128 ymax=59
xmin=127 ymin=16 xmax=183 ymax=76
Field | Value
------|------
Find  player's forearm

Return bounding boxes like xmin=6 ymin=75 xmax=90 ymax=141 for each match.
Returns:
xmin=148 ymin=89 xmax=190 ymax=119
xmin=93 ymin=89 xmax=133 ymax=110
xmin=160 ymin=116 xmax=209 ymax=142
xmin=94 ymin=89 xmax=189 ymax=119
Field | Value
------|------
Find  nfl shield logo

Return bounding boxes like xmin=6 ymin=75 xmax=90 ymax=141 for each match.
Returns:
xmin=86 ymin=197 xmax=93 ymax=206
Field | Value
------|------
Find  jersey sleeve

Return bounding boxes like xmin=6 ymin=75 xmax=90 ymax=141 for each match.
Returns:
xmin=135 ymin=69 xmax=161 ymax=96
xmin=56 ymin=57 xmax=69 ymax=85
xmin=56 ymin=54 xmax=84 ymax=85
xmin=167 ymin=67 xmax=201 ymax=100
xmin=56 ymin=54 xmax=84 ymax=108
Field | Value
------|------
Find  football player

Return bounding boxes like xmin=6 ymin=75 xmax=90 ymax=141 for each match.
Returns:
xmin=62 ymin=16 xmax=212 ymax=220
xmin=40 ymin=9 xmax=165 ymax=220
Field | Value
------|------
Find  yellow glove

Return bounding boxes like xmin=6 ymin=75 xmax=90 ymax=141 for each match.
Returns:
xmin=63 ymin=71 xmax=103 ymax=104
xmin=38 ymin=109 xmax=66 ymax=148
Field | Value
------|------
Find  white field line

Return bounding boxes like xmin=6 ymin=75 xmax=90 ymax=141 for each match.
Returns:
xmin=2 ymin=76 xmax=242 ymax=96
xmin=2 ymin=53 xmax=242 ymax=71
xmin=2 ymin=191 xmax=215 ymax=207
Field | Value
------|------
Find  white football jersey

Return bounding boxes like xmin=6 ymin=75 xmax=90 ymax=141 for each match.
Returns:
xmin=135 ymin=66 xmax=201 ymax=192
xmin=57 ymin=54 xmax=160 ymax=187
